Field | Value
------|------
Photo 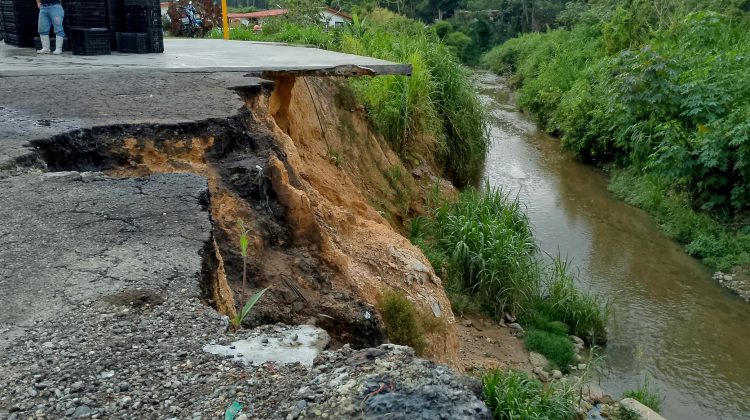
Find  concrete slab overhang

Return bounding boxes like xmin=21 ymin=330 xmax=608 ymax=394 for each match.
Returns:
xmin=0 ymin=38 xmax=412 ymax=77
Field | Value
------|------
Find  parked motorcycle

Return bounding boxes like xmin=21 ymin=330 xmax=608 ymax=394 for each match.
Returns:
xmin=176 ymin=1 xmax=204 ymax=37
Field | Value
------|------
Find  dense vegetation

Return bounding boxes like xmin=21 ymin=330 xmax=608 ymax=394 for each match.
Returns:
xmin=210 ymin=7 xmax=489 ymax=185
xmin=411 ymin=186 xmax=609 ymax=368
xmin=327 ymin=0 xmax=576 ymax=64
xmin=483 ymin=0 xmax=750 ymax=270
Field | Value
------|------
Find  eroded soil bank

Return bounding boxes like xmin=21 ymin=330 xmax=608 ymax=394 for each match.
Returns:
xmin=20 ymin=75 xmax=463 ymax=362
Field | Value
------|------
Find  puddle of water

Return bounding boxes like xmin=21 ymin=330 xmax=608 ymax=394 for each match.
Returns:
xmin=477 ymin=72 xmax=750 ymax=419
xmin=203 ymin=325 xmax=329 ymax=369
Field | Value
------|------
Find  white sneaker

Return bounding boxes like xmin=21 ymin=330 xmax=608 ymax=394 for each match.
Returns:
xmin=37 ymin=34 xmax=51 ymax=54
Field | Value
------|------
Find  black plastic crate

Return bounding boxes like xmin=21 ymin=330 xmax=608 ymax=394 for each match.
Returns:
xmin=147 ymin=27 xmax=162 ymax=53
xmin=4 ymin=32 xmax=35 ymax=47
xmin=123 ymin=0 xmax=159 ymax=6
xmin=116 ymin=31 xmax=148 ymax=53
xmin=123 ymin=5 xmax=160 ymax=17
xmin=2 ymin=22 xmax=37 ymax=33
xmin=71 ymin=27 xmax=111 ymax=55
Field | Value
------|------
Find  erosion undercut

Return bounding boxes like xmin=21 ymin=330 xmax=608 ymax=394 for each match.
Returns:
xmin=25 ymin=76 xmax=460 ymax=362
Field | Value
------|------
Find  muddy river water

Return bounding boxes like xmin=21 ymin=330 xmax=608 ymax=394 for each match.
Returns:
xmin=477 ymin=72 xmax=750 ymax=419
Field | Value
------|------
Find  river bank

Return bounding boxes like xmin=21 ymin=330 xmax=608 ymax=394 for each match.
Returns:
xmin=477 ymin=71 xmax=750 ymax=419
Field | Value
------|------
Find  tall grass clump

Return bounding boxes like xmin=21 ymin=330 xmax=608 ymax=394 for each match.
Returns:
xmin=623 ymin=376 xmax=663 ymax=412
xmin=526 ymin=257 xmax=610 ymax=342
xmin=432 ymin=186 xmax=538 ymax=317
xmin=482 ymin=2 xmax=750 ymax=269
xmin=412 ymin=186 xmax=610 ymax=362
xmin=212 ymin=8 xmax=489 ymax=186
xmin=483 ymin=370 xmax=576 ymax=420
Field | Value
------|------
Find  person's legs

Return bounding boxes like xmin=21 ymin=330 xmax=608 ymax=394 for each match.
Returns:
xmin=49 ymin=4 xmax=65 ymax=54
xmin=37 ymin=7 xmax=52 ymax=53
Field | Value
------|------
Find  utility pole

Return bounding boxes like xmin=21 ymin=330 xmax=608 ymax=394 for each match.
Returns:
xmin=222 ymin=0 xmax=229 ymax=39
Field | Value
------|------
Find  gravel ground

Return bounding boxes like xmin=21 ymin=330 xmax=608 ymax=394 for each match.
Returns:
xmin=0 ymin=286 xmax=488 ymax=419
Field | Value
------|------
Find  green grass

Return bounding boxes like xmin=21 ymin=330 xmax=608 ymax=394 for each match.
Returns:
xmin=483 ymin=370 xmax=576 ymax=420
xmin=379 ymin=290 xmax=425 ymax=354
xmin=623 ymin=376 xmax=663 ymax=412
xmin=523 ymin=330 xmax=575 ymax=371
xmin=431 ymin=186 xmax=538 ymax=317
xmin=410 ymin=185 xmax=609 ymax=364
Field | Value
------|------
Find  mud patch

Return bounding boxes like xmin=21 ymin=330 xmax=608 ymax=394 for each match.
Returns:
xmin=103 ymin=289 xmax=166 ymax=309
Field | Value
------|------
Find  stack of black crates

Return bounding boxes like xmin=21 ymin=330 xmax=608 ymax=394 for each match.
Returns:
xmin=0 ymin=0 xmax=163 ymax=54
xmin=0 ymin=0 xmax=38 ymax=47
xmin=118 ymin=0 xmax=163 ymax=53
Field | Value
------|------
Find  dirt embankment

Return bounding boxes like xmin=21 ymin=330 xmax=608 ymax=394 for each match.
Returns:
xmin=245 ymin=76 xmax=460 ymax=364
xmin=31 ymin=76 xmax=461 ymax=364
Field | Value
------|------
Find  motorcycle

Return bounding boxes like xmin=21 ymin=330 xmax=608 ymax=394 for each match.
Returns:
xmin=176 ymin=1 xmax=204 ymax=37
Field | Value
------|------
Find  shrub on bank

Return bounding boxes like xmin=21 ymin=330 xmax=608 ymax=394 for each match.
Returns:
xmin=379 ymin=290 xmax=425 ymax=354
xmin=411 ymin=186 xmax=609 ymax=363
xmin=483 ymin=369 xmax=576 ymax=419
xmin=523 ymin=330 xmax=575 ymax=370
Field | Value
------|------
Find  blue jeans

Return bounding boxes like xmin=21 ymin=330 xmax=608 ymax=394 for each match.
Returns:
xmin=38 ymin=4 xmax=65 ymax=38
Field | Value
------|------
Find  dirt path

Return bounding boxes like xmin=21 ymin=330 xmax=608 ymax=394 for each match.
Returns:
xmin=456 ymin=314 xmax=533 ymax=374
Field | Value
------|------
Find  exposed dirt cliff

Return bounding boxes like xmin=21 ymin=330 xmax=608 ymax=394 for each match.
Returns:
xmin=27 ymin=75 xmax=460 ymax=365
xmin=245 ymin=76 xmax=460 ymax=364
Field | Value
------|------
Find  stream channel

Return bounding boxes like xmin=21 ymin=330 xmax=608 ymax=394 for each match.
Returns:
xmin=477 ymin=72 xmax=750 ymax=419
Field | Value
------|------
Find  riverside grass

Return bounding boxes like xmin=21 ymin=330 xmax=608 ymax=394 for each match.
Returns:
xmin=483 ymin=370 xmax=577 ymax=420
xmin=623 ymin=376 xmax=663 ymax=413
xmin=209 ymin=9 xmax=489 ymax=186
xmin=411 ymin=185 xmax=609 ymax=365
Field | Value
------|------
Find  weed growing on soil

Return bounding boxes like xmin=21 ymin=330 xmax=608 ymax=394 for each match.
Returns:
xmin=523 ymin=330 xmax=575 ymax=371
xmin=483 ymin=369 xmax=576 ymax=419
xmin=623 ymin=376 xmax=663 ymax=412
xmin=230 ymin=287 xmax=270 ymax=330
xmin=237 ymin=219 xmax=251 ymax=299
xmin=378 ymin=290 xmax=428 ymax=355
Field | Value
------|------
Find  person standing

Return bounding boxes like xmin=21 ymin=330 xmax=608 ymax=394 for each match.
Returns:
xmin=36 ymin=0 xmax=64 ymax=54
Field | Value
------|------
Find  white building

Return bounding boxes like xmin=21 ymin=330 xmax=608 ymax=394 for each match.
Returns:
xmin=320 ymin=7 xmax=352 ymax=28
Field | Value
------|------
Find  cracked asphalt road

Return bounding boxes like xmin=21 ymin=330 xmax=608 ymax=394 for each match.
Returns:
xmin=0 ymin=172 xmax=211 ymax=349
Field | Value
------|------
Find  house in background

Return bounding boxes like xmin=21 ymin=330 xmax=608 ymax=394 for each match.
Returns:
xmin=224 ymin=6 xmax=352 ymax=29
xmin=320 ymin=7 xmax=351 ymax=28
xmin=227 ymin=8 xmax=288 ymax=26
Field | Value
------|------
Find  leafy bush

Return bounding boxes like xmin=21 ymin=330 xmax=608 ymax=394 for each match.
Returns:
xmin=379 ymin=290 xmax=425 ymax=354
xmin=483 ymin=370 xmax=576 ymax=420
xmin=623 ymin=376 xmax=663 ymax=412
xmin=524 ymin=330 xmax=575 ymax=370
